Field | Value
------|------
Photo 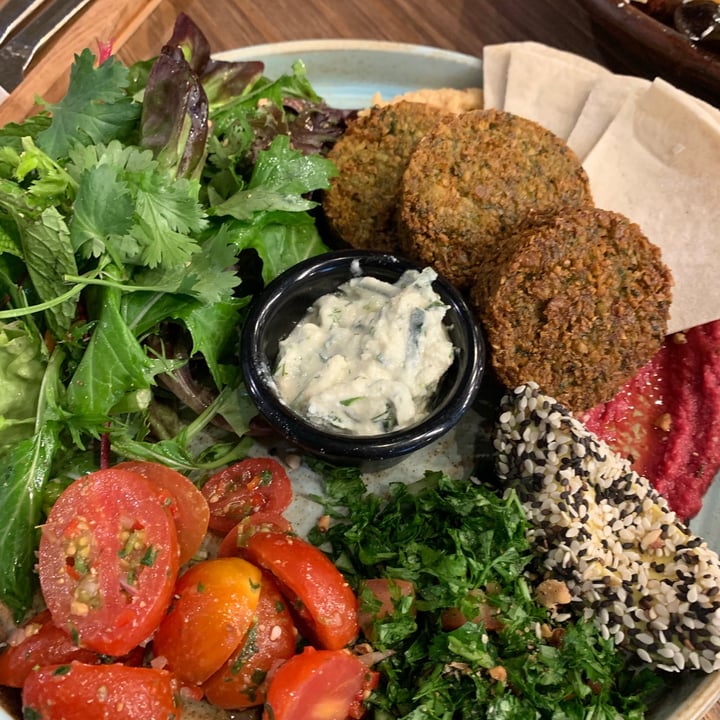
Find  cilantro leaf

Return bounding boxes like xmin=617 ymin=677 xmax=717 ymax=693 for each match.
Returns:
xmin=70 ymin=164 xmax=135 ymax=261
xmin=130 ymin=176 xmax=206 ymax=268
xmin=67 ymin=140 xmax=207 ymax=269
xmin=132 ymin=224 xmax=235 ymax=302
xmin=38 ymin=50 xmax=140 ymax=159
xmin=178 ymin=227 xmax=240 ymax=302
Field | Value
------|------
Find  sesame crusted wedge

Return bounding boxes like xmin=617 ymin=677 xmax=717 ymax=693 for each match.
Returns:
xmin=494 ymin=382 xmax=720 ymax=673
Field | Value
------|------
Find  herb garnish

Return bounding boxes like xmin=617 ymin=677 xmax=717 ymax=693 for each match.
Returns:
xmin=308 ymin=463 xmax=663 ymax=719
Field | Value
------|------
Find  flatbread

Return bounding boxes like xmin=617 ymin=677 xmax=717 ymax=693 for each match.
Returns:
xmin=583 ymin=77 xmax=720 ymax=334
xmin=567 ymin=74 xmax=651 ymax=161
xmin=502 ymin=43 xmax=611 ymax=139
xmin=481 ymin=42 xmax=513 ymax=109
xmin=481 ymin=41 xmax=553 ymax=110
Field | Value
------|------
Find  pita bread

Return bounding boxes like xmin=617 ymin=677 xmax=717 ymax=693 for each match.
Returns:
xmin=481 ymin=43 xmax=513 ymax=109
xmin=567 ymin=74 xmax=651 ymax=160
xmin=583 ymin=77 xmax=720 ymax=333
xmin=501 ymin=43 xmax=611 ymax=139
xmin=481 ymin=41 xmax=554 ymax=110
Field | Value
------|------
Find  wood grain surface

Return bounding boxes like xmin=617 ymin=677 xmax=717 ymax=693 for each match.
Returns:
xmin=0 ymin=0 xmax=163 ymax=124
xmin=0 ymin=0 xmax=717 ymax=717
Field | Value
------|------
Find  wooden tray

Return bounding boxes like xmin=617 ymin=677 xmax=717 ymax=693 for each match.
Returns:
xmin=0 ymin=0 xmax=163 ymax=125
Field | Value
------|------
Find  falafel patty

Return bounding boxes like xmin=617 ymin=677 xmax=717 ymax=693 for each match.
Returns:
xmin=470 ymin=206 xmax=673 ymax=411
xmin=397 ymin=108 xmax=592 ymax=289
xmin=323 ymin=101 xmax=448 ymax=253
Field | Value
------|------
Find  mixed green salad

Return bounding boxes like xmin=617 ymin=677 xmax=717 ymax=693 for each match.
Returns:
xmin=0 ymin=13 xmax=351 ymax=622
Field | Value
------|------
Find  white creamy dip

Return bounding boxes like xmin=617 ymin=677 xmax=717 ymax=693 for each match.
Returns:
xmin=272 ymin=266 xmax=455 ymax=436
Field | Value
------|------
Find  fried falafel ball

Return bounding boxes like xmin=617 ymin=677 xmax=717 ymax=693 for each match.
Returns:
xmin=323 ymin=101 xmax=449 ymax=253
xmin=398 ymin=109 xmax=592 ymax=289
xmin=471 ymin=207 xmax=673 ymax=411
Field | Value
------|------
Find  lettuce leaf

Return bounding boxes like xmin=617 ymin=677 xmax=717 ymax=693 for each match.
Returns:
xmin=65 ymin=283 xmax=182 ymax=421
xmin=0 ymin=321 xmax=46 ymax=448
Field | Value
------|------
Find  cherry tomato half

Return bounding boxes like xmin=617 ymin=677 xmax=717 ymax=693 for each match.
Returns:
xmin=38 ymin=468 xmax=179 ymax=657
xmin=242 ymin=532 xmax=358 ymax=650
xmin=217 ymin=511 xmax=294 ymax=559
xmin=263 ymin=646 xmax=377 ymax=720
xmin=115 ymin=460 xmax=210 ymax=565
xmin=201 ymin=458 xmax=293 ymax=534
xmin=22 ymin=662 xmax=180 ymax=720
xmin=203 ymin=572 xmax=298 ymax=709
xmin=0 ymin=611 xmax=99 ymax=688
xmin=152 ymin=557 xmax=262 ymax=685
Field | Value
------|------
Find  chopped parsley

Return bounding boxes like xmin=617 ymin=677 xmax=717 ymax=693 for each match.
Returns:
xmin=308 ymin=463 xmax=663 ymax=719
xmin=140 ymin=545 xmax=158 ymax=567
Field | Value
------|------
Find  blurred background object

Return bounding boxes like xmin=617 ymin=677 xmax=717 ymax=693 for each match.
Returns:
xmin=577 ymin=0 xmax=720 ymax=105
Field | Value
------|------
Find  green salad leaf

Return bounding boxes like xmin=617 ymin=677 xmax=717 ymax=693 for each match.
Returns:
xmin=0 ymin=320 xmax=47 ymax=448
xmin=0 ymin=347 xmax=64 ymax=619
xmin=38 ymin=49 xmax=140 ymax=159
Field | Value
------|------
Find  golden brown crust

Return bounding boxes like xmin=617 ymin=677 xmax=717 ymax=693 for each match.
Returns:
xmin=470 ymin=207 xmax=673 ymax=411
xmin=322 ymin=101 xmax=448 ymax=253
xmin=397 ymin=109 xmax=592 ymax=289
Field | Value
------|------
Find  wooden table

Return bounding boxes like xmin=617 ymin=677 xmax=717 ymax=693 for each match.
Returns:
xmin=0 ymin=0 xmax=717 ymax=718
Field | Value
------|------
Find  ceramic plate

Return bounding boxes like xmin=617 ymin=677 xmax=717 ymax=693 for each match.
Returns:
xmin=215 ymin=39 xmax=484 ymax=109
xmin=2 ymin=39 xmax=717 ymax=720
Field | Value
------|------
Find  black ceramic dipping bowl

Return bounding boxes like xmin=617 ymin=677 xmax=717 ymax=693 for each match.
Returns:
xmin=240 ymin=249 xmax=485 ymax=466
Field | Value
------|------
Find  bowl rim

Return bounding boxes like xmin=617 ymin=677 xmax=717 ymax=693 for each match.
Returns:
xmin=240 ymin=249 xmax=486 ymax=461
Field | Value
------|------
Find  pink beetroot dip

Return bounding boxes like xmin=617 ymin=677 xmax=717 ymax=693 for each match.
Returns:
xmin=581 ymin=319 xmax=720 ymax=521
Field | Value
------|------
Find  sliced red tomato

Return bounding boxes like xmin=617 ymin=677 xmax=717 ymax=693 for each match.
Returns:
xmin=201 ymin=457 xmax=293 ymax=534
xmin=357 ymin=578 xmax=416 ymax=642
xmin=38 ymin=468 xmax=179 ymax=657
xmin=262 ymin=646 xmax=377 ymax=720
xmin=0 ymin=611 xmax=100 ymax=688
xmin=152 ymin=557 xmax=262 ymax=685
xmin=217 ymin=511 xmax=294 ymax=559
xmin=242 ymin=531 xmax=358 ymax=650
xmin=22 ymin=662 xmax=180 ymax=720
xmin=203 ymin=572 xmax=298 ymax=709
xmin=115 ymin=460 xmax=210 ymax=565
